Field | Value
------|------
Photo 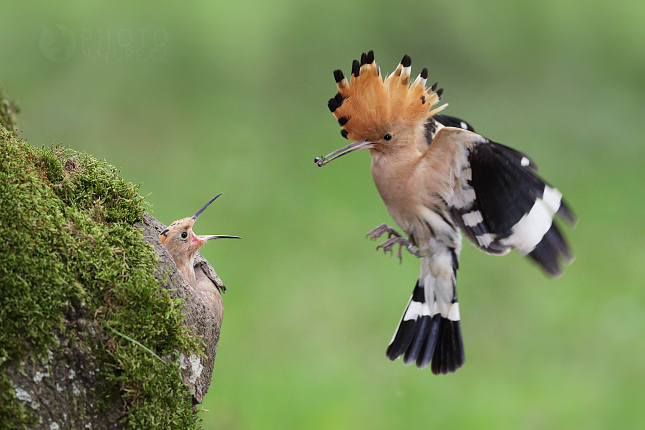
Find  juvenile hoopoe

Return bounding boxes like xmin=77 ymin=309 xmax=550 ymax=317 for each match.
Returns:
xmin=159 ymin=194 xmax=240 ymax=323
xmin=315 ymin=51 xmax=576 ymax=375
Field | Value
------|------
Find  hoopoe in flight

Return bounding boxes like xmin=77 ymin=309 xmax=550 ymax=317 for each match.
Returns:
xmin=315 ymin=51 xmax=576 ymax=375
xmin=159 ymin=194 xmax=240 ymax=324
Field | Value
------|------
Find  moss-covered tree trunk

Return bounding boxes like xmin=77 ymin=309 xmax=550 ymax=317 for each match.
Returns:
xmin=1 ymin=102 xmax=223 ymax=429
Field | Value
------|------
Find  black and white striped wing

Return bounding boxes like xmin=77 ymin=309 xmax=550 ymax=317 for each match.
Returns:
xmin=447 ymin=131 xmax=577 ymax=277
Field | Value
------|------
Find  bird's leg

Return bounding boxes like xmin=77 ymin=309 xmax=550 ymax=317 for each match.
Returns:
xmin=366 ymin=224 xmax=421 ymax=262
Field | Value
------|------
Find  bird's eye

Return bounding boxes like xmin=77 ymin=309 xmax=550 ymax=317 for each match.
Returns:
xmin=383 ymin=133 xmax=392 ymax=141
xmin=181 ymin=231 xmax=188 ymax=239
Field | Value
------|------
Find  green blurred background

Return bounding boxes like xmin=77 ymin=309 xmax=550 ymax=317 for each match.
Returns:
xmin=2 ymin=0 xmax=644 ymax=428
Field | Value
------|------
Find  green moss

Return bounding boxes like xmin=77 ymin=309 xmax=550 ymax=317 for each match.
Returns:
xmin=0 ymin=372 xmax=39 ymax=429
xmin=0 ymin=127 xmax=202 ymax=429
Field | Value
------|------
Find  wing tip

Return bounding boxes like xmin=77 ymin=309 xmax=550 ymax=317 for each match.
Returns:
xmin=557 ymin=200 xmax=578 ymax=227
xmin=528 ymin=223 xmax=575 ymax=278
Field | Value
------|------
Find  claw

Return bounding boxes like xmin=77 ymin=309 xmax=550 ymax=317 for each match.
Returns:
xmin=366 ymin=223 xmax=402 ymax=240
xmin=375 ymin=236 xmax=420 ymax=263
xmin=375 ymin=237 xmax=402 ymax=263
xmin=366 ymin=224 xmax=420 ymax=262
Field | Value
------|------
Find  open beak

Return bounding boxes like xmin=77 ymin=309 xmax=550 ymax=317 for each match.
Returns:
xmin=192 ymin=194 xmax=242 ymax=241
xmin=314 ymin=140 xmax=375 ymax=167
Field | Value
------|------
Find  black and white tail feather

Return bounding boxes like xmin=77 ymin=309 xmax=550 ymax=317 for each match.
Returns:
xmin=386 ymin=116 xmax=576 ymax=374
xmin=387 ymin=248 xmax=465 ymax=374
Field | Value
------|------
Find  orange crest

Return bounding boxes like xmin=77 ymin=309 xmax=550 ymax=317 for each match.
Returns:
xmin=328 ymin=51 xmax=447 ymax=142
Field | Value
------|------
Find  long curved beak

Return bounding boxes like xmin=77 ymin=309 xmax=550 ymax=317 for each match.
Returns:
xmin=200 ymin=235 xmax=242 ymax=241
xmin=315 ymin=140 xmax=375 ymax=167
xmin=192 ymin=193 xmax=223 ymax=220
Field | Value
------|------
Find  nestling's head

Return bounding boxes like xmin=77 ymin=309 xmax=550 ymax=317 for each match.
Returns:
xmin=159 ymin=194 xmax=241 ymax=282
xmin=315 ymin=50 xmax=446 ymax=166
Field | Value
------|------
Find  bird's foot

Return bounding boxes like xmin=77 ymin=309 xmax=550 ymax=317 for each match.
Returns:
xmin=366 ymin=223 xmax=403 ymax=240
xmin=367 ymin=225 xmax=420 ymax=262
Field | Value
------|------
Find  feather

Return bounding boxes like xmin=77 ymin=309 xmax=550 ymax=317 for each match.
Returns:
xmin=387 ymin=241 xmax=465 ymax=374
xmin=329 ymin=51 xmax=445 ymax=143
xmin=437 ymin=128 xmax=577 ymax=275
